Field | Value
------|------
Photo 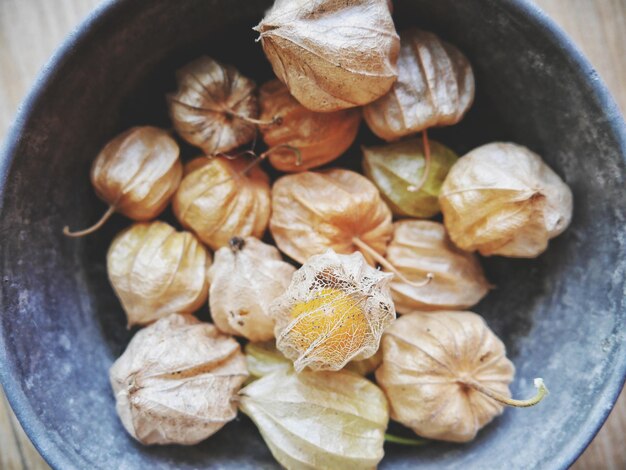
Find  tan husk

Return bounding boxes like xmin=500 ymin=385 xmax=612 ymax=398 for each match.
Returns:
xmin=110 ymin=314 xmax=248 ymax=445
xmin=258 ymin=79 xmax=362 ymax=171
xmin=167 ymin=56 xmax=259 ymax=155
xmin=173 ymin=156 xmax=271 ymax=250
xmin=376 ymin=311 xmax=511 ymax=443
xmin=244 ymin=340 xmax=382 ymax=378
xmin=271 ymin=250 xmax=395 ymax=372
xmin=270 ymin=169 xmax=393 ymax=266
xmin=208 ymin=237 xmax=296 ymax=341
xmin=364 ymin=28 xmax=475 ymax=141
xmin=254 ymin=0 xmax=400 ymax=112
xmin=376 ymin=311 xmax=548 ymax=443
xmin=386 ymin=220 xmax=490 ymax=313
xmin=239 ymin=368 xmax=388 ymax=469
xmin=107 ymin=221 xmax=211 ymax=327
xmin=64 ymin=126 xmax=182 ymax=237
xmin=439 ymin=142 xmax=573 ymax=257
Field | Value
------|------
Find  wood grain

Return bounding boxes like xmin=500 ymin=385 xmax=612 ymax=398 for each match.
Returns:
xmin=0 ymin=0 xmax=624 ymax=469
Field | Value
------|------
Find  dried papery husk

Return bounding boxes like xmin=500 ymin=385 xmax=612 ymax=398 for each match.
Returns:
xmin=363 ymin=28 xmax=475 ymax=141
xmin=239 ymin=368 xmax=388 ymax=469
xmin=376 ymin=311 xmax=548 ymax=443
xmin=167 ymin=56 xmax=272 ymax=155
xmin=173 ymin=156 xmax=271 ymax=250
xmin=109 ymin=314 xmax=248 ymax=445
xmin=107 ymin=221 xmax=211 ymax=327
xmin=208 ymin=237 xmax=296 ymax=341
xmin=439 ymin=142 xmax=573 ymax=257
xmin=258 ymin=79 xmax=362 ymax=171
xmin=64 ymin=126 xmax=182 ymax=237
xmin=254 ymin=0 xmax=400 ymax=112
xmin=362 ymin=137 xmax=458 ymax=218
xmin=386 ymin=220 xmax=490 ymax=313
xmin=270 ymin=169 xmax=393 ymax=266
xmin=245 ymin=341 xmax=293 ymax=379
xmin=271 ymin=250 xmax=395 ymax=372
xmin=245 ymin=340 xmax=382 ymax=379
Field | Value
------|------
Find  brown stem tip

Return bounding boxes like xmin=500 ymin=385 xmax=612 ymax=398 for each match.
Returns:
xmin=463 ymin=377 xmax=548 ymax=408
xmin=63 ymin=205 xmax=116 ymax=238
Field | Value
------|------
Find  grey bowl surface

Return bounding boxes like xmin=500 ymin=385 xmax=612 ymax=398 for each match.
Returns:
xmin=1 ymin=0 xmax=625 ymax=469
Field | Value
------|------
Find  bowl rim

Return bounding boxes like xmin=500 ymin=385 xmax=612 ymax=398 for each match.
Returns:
xmin=1 ymin=0 xmax=625 ymax=469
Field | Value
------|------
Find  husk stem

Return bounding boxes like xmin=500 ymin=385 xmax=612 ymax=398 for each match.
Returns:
xmin=384 ymin=433 xmax=428 ymax=446
xmin=351 ymin=237 xmax=433 ymax=288
xmin=63 ymin=205 xmax=116 ymax=237
xmin=461 ymin=377 xmax=548 ymax=408
xmin=239 ymin=144 xmax=302 ymax=175
xmin=407 ymin=129 xmax=432 ymax=193
xmin=227 ymin=109 xmax=282 ymax=127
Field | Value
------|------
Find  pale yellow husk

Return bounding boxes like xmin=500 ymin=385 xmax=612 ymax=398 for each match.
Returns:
xmin=239 ymin=368 xmax=388 ymax=469
xmin=386 ymin=220 xmax=490 ymax=313
xmin=107 ymin=221 xmax=211 ymax=327
xmin=173 ymin=156 xmax=271 ymax=250
xmin=376 ymin=311 xmax=514 ymax=443
xmin=109 ymin=314 xmax=248 ymax=445
xmin=255 ymin=0 xmax=400 ymax=112
xmin=270 ymin=169 xmax=393 ymax=266
xmin=364 ymin=28 xmax=474 ymax=140
xmin=439 ymin=142 xmax=573 ymax=257
xmin=90 ymin=126 xmax=182 ymax=219
xmin=208 ymin=237 xmax=296 ymax=341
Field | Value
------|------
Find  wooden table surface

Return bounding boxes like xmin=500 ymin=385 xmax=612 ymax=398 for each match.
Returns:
xmin=1 ymin=1 xmax=625 ymax=469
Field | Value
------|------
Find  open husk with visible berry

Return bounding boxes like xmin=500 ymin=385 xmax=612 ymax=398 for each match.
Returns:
xmin=271 ymin=250 xmax=395 ymax=372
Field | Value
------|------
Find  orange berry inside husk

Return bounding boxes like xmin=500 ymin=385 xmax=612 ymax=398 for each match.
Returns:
xmin=287 ymin=288 xmax=369 ymax=365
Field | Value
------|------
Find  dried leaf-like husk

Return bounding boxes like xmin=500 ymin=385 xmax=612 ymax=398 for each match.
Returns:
xmin=259 ymin=79 xmax=361 ymax=171
xmin=270 ymin=169 xmax=393 ymax=265
xmin=173 ymin=157 xmax=271 ymax=250
xmin=439 ymin=142 xmax=573 ymax=257
xmin=109 ymin=314 xmax=248 ymax=445
xmin=239 ymin=368 xmax=388 ymax=469
xmin=91 ymin=126 xmax=182 ymax=219
xmin=107 ymin=221 xmax=211 ymax=327
xmin=245 ymin=341 xmax=382 ymax=378
xmin=363 ymin=28 xmax=474 ymax=140
xmin=167 ymin=56 xmax=257 ymax=155
xmin=375 ymin=311 xmax=514 ymax=443
xmin=271 ymin=250 xmax=395 ymax=372
xmin=245 ymin=341 xmax=293 ymax=378
xmin=208 ymin=237 xmax=296 ymax=341
xmin=362 ymin=138 xmax=458 ymax=218
xmin=386 ymin=220 xmax=489 ymax=313
xmin=255 ymin=0 xmax=400 ymax=112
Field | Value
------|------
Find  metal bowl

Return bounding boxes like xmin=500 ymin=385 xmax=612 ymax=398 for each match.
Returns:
xmin=1 ymin=0 xmax=625 ymax=468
